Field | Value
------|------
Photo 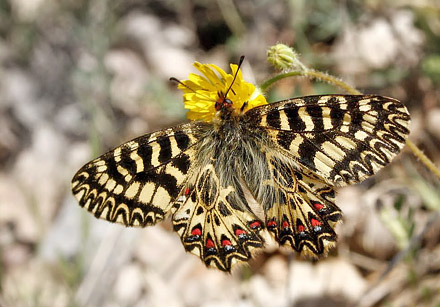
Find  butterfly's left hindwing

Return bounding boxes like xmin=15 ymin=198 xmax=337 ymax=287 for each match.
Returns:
xmin=71 ymin=123 xmax=203 ymax=227
xmin=172 ymin=163 xmax=265 ymax=271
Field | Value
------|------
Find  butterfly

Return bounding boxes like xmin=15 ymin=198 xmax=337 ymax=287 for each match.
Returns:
xmin=72 ymin=58 xmax=410 ymax=271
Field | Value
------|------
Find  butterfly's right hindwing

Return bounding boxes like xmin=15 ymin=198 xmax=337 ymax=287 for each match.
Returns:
xmin=71 ymin=123 xmax=204 ymax=227
xmin=261 ymin=152 xmax=342 ymax=256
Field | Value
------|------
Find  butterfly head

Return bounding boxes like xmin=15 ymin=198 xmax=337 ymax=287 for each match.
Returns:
xmin=215 ymin=92 xmax=233 ymax=112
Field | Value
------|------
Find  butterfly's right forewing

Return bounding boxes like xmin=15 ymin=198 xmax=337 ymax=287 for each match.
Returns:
xmin=246 ymin=95 xmax=410 ymax=186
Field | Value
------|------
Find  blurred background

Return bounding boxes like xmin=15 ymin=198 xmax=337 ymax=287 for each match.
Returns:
xmin=1 ymin=0 xmax=439 ymax=306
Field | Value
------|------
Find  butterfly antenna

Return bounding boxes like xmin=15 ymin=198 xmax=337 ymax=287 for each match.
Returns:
xmin=169 ymin=77 xmax=213 ymax=101
xmin=223 ymin=55 xmax=245 ymax=99
xmin=171 ymin=55 xmax=245 ymax=102
xmin=169 ymin=77 xmax=191 ymax=90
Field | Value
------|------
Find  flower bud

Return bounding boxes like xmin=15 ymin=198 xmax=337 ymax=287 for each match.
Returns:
xmin=267 ymin=44 xmax=305 ymax=71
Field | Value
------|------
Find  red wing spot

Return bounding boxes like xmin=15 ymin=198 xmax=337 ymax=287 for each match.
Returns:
xmin=206 ymin=239 xmax=215 ymax=249
xmin=235 ymin=229 xmax=246 ymax=236
xmin=222 ymin=239 xmax=232 ymax=246
xmin=249 ymin=221 xmax=261 ymax=229
xmin=191 ymin=228 xmax=201 ymax=236
xmin=313 ymin=203 xmax=324 ymax=211
xmin=267 ymin=220 xmax=277 ymax=227
xmin=311 ymin=219 xmax=322 ymax=227
xmin=297 ymin=225 xmax=305 ymax=232
xmin=282 ymin=221 xmax=290 ymax=229
xmin=185 ymin=187 xmax=190 ymax=196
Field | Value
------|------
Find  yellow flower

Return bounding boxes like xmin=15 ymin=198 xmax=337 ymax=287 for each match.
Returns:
xmin=178 ymin=61 xmax=267 ymax=122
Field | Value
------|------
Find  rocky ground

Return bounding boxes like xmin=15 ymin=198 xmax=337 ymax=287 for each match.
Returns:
xmin=1 ymin=1 xmax=439 ymax=306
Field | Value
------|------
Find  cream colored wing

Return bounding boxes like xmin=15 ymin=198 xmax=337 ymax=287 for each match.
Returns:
xmin=244 ymin=95 xmax=410 ymax=186
xmin=172 ymin=163 xmax=265 ymax=271
xmin=262 ymin=152 xmax=342 ymax=256
xmin=71 ymin=123 xmax=206 ymax=227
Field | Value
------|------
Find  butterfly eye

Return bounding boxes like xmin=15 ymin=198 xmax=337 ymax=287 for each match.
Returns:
xmin=215 ymin=95 xmax=233 ymax=111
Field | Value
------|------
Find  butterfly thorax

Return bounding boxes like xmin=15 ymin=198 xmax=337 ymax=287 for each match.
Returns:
xmin=196 ymin=111 xmax=270 ymax=197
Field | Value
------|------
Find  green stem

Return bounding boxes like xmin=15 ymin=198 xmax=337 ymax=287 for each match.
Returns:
xmin=260 ymin=71 xmax=304 ymax=92
xmin=306 ymin=70 xmax=362 ymax=95
xmin=260 ymin=69 xmax=362 ymax=94
xmin=260 ymin=68 xmax=440 ymax=180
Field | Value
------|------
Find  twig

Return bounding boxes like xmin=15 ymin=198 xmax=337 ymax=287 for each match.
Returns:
xmin=405 ymin=139 xmax=440 ymax=179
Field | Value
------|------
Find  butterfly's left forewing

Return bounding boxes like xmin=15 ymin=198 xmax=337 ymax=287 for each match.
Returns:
xmin=71 ymin=123 xmax=204 ymax=227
